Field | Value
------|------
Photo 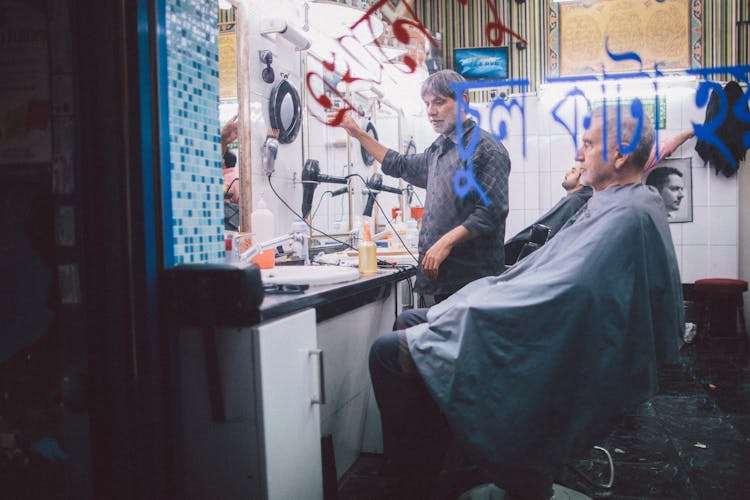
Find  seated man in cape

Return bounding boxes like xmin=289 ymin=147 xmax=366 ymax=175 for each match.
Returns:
xmin=503 ymin=162 xmax=593 ymax=266
xmin=369 ymin=105 xmax=684 ymax=500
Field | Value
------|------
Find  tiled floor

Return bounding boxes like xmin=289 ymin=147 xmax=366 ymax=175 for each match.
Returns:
xmin=338 ymin=338 xmax=750 ymax=499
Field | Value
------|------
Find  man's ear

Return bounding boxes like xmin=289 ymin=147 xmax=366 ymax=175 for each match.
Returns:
xmin=613 ymin=150 xmax=630 ymax=170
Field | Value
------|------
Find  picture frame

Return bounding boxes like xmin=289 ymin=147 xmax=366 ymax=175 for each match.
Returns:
xmin=453 ymin=46 xmax=509 ymax=81
xmin=643 ymin=157 xmax=693 ymax=223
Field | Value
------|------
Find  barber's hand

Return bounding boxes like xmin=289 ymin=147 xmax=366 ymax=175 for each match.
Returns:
xmin=422 ymin=239 xmax=452 ymax=280
xmin=328 ymin=109 xmax=363 ymax=137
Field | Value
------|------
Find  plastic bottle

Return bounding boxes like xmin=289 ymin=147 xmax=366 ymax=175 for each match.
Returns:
xmin=406 ymin=218 xmax=419 ymax=251
xmin=358 ymin=221 xmax=377 ymax=275
xmin=251 ymin=193 xmax=275 ymax=269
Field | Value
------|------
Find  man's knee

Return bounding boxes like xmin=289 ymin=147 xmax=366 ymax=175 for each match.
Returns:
xmin=394 ymin=307 xmax=429 ymax=330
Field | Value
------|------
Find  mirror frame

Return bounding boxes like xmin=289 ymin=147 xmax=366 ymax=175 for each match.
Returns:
xmin=269 ymin=78 xmax=302 ymax=144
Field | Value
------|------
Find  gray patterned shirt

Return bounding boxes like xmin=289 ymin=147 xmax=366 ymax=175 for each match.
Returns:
xmin=382 ymin=119 xmax=510 ymax=295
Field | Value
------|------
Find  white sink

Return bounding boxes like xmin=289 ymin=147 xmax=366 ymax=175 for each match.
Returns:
xmin=261 ymin=266 xmax=360 ymax=286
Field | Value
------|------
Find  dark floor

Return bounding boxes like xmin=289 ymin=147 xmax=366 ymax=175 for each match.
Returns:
xmin=338 ymin=339 xmax=750 ymax=500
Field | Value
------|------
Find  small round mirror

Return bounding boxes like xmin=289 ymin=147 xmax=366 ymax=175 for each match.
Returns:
xmin=361 ymin=121 xmax=378 ymax=166
xmin=269 ymin=79 xmax=302 ymax=144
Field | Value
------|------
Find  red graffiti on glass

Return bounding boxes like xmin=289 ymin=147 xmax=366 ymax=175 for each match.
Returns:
xmin=305 ymin=71 xmax=363 ymax=127
xmin=305 ymin=0 xmax=438 ymax=126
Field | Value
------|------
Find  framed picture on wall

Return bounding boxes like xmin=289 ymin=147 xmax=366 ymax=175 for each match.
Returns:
xmin=643 ymin=157 xmax=692 ymax=223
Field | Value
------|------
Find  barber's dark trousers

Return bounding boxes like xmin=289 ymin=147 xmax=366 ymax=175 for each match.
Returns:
xmin=368 ymin=331 xmax=448 ymax=497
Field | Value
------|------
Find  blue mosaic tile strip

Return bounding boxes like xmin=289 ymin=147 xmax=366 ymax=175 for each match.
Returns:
xmin=166 ymin=0 xmax=224 ymax=263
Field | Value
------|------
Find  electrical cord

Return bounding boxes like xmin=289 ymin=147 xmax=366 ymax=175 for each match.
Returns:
xmin=311 ymin=189 xmax=335 ymax=220
xmin=267 ymin=172 xmax=420 ymax=269
xmin=267 ymin=173 xmax=357 ymax=252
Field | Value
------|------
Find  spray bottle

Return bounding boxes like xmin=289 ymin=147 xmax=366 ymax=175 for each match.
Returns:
xmin=358 ymin=221 xmax=377 ymax=275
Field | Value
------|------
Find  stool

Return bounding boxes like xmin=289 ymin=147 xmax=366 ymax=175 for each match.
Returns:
xmin=693 ymin=278 xmax=748 ymax=343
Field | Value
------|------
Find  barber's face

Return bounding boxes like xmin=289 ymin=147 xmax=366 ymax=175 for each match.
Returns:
xmin=423 ymin=92 xmax=458 ymax=136
xmin=577 ymin=116 xmax=617 ymax=191
xmin=660 ymin=174 xmax=684 ymax=212
xmin=561 ymin=163 xmax=583 ymax=190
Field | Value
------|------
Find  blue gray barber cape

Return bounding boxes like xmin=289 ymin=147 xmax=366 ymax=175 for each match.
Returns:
xmin=405 ymin=183 xmax=684 ymax=495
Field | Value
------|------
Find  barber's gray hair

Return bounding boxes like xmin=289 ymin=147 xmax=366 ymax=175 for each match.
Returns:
xmin=420 ymin=69 xmax=468 ymax=101
xmin=591 ymin=105 xmax=655 ymax=170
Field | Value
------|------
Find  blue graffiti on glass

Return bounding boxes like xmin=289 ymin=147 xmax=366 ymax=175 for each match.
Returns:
xmin=550 ymin=87 xmax=591 ymax=153
xmin=450 ymin=79 xmax=528 ymax=205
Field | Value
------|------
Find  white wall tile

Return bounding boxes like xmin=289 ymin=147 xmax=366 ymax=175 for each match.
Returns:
xmin=681 ymin=245 xmax=710 ymax=283
xmin=708 ymin=172 xmax=738 ymax=207
xmin=506 ymin=209 xmax=524 ymax=238
xmin=524 ymin=172 xmax=540 ymax=210
xmin=709 ymin=206 xmax=738 ymax=246
xmin=669 ymin=224 xmax=683 ymax=245
xmin=536 ymin=135 xmax=551 ymax=172
xmin=681 ymin=206 xmax=710 ymax=245
xmin=508 ymin=171 xmax=525 ymax=209
xmin=539 ymin=172 xmax=552 ymax=212
xmin=523 ymin=136 xmax=540 ymax=173
xmin=506 ymin=133 xmax=525 ymax=172
xmin=548 ymin=134 xmax=577 ymax=171
xmin=708 ymin=245 xmax=739 ymax=279
xmin=690 ymin=160 xmax=710 ymax=207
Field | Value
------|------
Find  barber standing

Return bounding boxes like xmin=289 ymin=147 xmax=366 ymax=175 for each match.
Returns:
xmin=336 ymin=70 xmax=510 ymax=303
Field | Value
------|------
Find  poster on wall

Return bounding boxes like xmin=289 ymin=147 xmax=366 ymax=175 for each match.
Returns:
xmin=643 ymin=157 xmax=692 ymax=223
xmin=0 ymin=1 xmax=52 ymax=165
xmin=556 ymin=0 xmax=693 ymax=77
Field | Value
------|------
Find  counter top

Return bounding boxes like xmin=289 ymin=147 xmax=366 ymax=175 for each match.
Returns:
xmin=260 ymin=265 xmax=416 ymax=323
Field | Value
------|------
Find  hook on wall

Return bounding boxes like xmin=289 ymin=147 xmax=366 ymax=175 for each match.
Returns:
xmin=259 ymin=50 xmax=274 ymax=84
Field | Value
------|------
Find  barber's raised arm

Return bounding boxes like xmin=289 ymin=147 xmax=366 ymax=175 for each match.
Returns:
xmin=337 ymin=112 xmax=389 ymax=163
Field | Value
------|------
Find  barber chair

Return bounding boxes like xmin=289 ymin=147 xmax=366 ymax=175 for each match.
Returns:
xmin=504 ymin=224 xmax=551 ymax=270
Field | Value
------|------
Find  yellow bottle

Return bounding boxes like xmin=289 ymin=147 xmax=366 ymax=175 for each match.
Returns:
xmin=358 ymin=221 xmax=377 ymax=274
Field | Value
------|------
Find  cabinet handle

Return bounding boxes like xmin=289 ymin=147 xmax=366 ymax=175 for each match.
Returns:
xmin=309 ymin=348 xmax=325 ymax=405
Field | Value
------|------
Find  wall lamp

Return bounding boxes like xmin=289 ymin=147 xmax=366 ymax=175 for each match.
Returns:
xmin=260 ymin=18 xmax=311 ymax=51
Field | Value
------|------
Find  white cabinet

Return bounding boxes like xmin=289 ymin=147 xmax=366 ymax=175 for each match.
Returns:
xmin=255 ymin=308 xmax=323 ymax=500
xmin=173 ymin=308 xmax=322 ymax=500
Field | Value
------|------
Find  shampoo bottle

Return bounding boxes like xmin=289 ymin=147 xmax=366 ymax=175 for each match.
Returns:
xmin=251 ymin=193 xmax=275 ymax=269
xmin=358 ymin=221 xmax=377 ymax=275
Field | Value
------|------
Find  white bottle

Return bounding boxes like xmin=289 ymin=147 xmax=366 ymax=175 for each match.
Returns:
xmin=251 ymin=193 xmax=275 ymax=243
xmin=406 ymin=218 xmax=419 ymax=250
xmin=251 ymin=193 xmax=275 ymax=268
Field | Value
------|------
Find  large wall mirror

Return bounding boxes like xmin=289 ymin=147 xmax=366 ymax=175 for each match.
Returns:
xmin=218 ymin=1 xmax=240 ymax=230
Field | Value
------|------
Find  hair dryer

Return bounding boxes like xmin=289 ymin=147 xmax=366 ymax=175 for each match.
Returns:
xmin=301 ymin=159 xmax=348 ymax=219
xmin=362 ymin=173 xmax=403 ymax=217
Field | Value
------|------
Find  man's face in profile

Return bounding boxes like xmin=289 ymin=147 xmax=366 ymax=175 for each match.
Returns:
xmin=561 ymin=163 xmax=582 ymax=191
xmin=659 ymin=174 xmax=685 ymax=212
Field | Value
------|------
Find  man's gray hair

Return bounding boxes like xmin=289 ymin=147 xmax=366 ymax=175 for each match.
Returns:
xmin=421 ymin=69 xmax=468 ymax=101
xmin=591 ymin=105 xmax=655 ymax=170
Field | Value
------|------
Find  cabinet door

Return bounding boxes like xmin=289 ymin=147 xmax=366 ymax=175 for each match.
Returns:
xmin=254 ymin=308 xmax=323 ymax=500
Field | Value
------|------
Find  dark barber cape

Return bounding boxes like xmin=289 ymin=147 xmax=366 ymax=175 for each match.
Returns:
xmin=405 ymin=183 xmax=683 ymax=496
